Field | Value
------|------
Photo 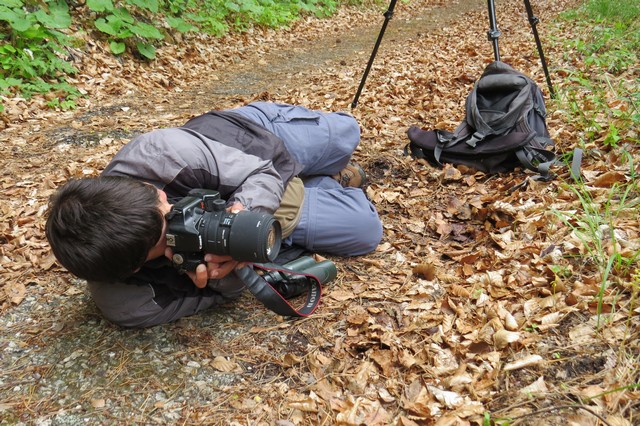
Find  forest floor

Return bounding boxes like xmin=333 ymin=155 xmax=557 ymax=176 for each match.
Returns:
xmin=1 ymin=0 xmax=638 ymax=424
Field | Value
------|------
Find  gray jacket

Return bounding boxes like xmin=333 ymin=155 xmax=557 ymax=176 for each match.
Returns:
xmin=103 ymin=111 xmax=304 ymax=211
xmin=93 ymin=111 xmax=304 ymax=327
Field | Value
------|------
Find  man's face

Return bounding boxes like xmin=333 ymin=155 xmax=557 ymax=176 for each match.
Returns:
xmin=145 ymin=188 xmax=172 ymax=261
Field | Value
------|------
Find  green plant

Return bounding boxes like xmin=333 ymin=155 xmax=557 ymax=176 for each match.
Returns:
xmin=172 ymin=0 xmax=340 ymax=37
xmin=556 ymin=0 xmax=639 ymax=148
xmin=549 ymin=264 xmax=572 ymax=278
xmin=560 ymin=72 xmax=638 ymax=148
xmin=0 ymin=1 xmax=68 ymax=78
xmin=0 ymin=0 xmax=80 ymax=109
xmin=83 ymin=0 xmax=343 ymax=58
xmin=0 ymin=0 xmax=362 ymax=112
xmin=552 ymin=159 xmax=640 ymax=326
xmin=483 ymin=411 xmax=512 ymax=426
xmin=87 ymin=0 xmax=171 ymax=59
xmin=525 ymin=323 xmax=540 ymax=333
xmin=585 ymin=0 xmax=640 ymax=22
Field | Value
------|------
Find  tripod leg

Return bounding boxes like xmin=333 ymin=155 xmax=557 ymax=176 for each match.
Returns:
xmin=487 ymin=0 xmax=501 ymax=61
xmin=351 ymin=0 xmax=398 ymax=109
xmin=523 ymin=0 xmax=555 ymax=97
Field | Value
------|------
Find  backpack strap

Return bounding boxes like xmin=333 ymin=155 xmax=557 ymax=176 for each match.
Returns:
xmin=433 ymin=130 xmax=454 ymax=163
xmin=404 ymin=128 xmax=456 ymax=166
xmin=570 ymin=148 xmax=583 ymax=182
xmin=511 ymin=132 xmax=557 ymax=180
xmin=514 ymin=147 xmax=555 ymax=180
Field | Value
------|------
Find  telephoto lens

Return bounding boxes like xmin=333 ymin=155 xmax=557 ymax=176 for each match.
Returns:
xmin=205 ymin=209 xmax=282 ymax=263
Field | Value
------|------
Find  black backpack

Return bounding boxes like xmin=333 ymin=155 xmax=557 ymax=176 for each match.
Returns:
xmin=406 ymin=61 xmax=557 ymax=180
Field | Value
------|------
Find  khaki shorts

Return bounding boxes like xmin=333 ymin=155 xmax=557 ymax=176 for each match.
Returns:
xmin=273 ymin=177 xmax=304 ymax=238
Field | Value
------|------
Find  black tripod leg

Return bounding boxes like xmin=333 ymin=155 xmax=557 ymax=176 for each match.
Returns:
xmin=487 ymin=0 xmax=501 ymax=61
xmin=351 ymin=0 xmax=398 ymax=109
xmin=523 ymin=0 xmax=555 ymax=97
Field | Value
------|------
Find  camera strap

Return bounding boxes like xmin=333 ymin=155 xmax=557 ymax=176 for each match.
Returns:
xmin=235 ymin=264 xmax=321 ymax=317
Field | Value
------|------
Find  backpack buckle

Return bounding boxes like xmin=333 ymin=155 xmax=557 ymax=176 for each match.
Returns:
xmin=466 ymin=131 xmax=485 ymax=148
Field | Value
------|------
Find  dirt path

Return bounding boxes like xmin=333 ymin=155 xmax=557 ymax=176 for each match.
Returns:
xmin=2 ymin=0 xmax=488 ymax=166
xmin=25 ymin=0 xmax=488 ymax=148
xmin=179 ymin=0 xmax=486 ymax=97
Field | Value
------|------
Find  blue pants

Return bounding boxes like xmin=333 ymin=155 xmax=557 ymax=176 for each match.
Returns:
xmin=231 ymin=103 xmax=382 ymax=256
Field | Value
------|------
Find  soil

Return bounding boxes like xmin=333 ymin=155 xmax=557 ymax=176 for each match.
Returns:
xmin=1 ymin=0 xmax=638 ymax=425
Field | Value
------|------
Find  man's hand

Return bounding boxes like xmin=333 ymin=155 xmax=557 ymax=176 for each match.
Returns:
xmin=227 ymin=201 xmax=244 ymax=214
xmin=190 ymin=254 xmax=249 ymax=288
xmin=164 ymin=249 xmax=249 ymax=289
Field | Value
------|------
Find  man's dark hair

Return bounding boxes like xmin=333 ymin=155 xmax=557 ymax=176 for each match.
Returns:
xmin=45 ymin=176 xmax=164 ymax=282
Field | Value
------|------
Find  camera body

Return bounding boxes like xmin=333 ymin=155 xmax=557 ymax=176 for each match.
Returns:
xmin=165 ymin=189 xmax=281 ymax=273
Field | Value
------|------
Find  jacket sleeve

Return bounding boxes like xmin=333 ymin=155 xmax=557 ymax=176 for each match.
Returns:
xmin=87 ymin=277 xmax=245 ymax=328
xmin=87 ymin=261 xmax=247 ymax=328
xmin=103 ymin=128 xmax=284 ymax=213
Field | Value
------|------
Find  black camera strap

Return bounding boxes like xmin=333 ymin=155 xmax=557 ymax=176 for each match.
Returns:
xmin=235 ymin=264 xmax=321 ymax=317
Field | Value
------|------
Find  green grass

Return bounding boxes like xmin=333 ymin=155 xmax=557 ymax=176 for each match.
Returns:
xmin=585 ymin=0 xmax=640 ymax=22
xmin=557 ymin=0 xmax=639 ymax=149
xmin=485 ymin=3 xmax=639 ymax=420
xmin=552 ymin=168 xmax=640 ymax=326
xmin=552 ymin=0 xmax=640 ymax=327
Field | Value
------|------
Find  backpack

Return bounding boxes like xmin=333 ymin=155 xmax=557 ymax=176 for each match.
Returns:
xmin=406 ymin=61 xmax=556 ymax=180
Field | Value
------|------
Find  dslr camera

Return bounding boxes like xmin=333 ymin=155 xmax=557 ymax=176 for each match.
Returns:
xmin=165 ymin=189 xmax=281 ymax=273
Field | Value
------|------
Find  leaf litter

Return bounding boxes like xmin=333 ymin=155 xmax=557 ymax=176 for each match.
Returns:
xmin=1 ymin=0 xmax=639 ymax=424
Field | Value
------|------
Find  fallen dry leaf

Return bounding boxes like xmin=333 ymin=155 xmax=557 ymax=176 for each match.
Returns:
xmin=504 ymin=354 xmax=544 ymax=371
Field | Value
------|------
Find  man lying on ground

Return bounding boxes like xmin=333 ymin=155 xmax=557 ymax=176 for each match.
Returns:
xmin=45 ymin=102 xmax=383 ymax=328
